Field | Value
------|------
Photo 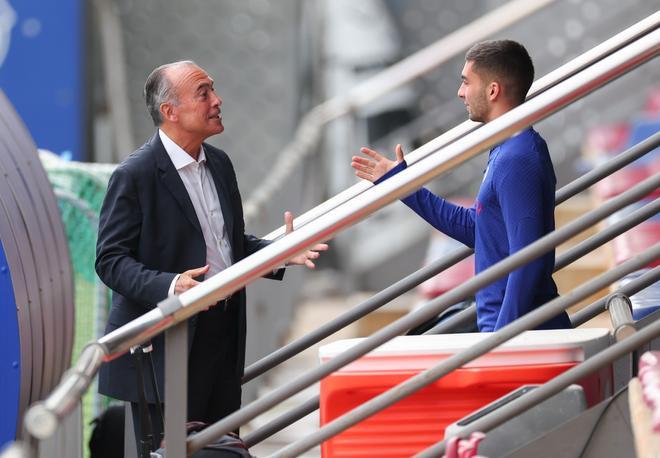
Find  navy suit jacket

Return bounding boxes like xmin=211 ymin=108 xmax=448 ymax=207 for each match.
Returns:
xmin=96 ymin=132 xmax=282 ymax=403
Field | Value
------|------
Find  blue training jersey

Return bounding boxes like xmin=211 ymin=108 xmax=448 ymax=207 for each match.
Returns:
xmin=377 ymin=127 xmax=571 ymax=331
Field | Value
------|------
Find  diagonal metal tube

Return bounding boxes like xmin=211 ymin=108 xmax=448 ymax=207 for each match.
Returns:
xmin=415 ymin=309 xmax=660 ymax=458
xmin=245 ymin=0 xmax=559 ymax=224
xmin=189 ymin=167 xmax=660 ymax=452
xmin=187 ymin=31 xmax=660 ymax=451
xmin=262 ymin=12 xmax=660 ymax=240
xmin=242 ymin=248 xmax=471 ymax=384
xmin=243 ymin=397 xmax=320 ymax=448
xmin=272 ymin=246 xmax=659 ymax=457
xmin=244 ymin=134 xmax=659 ymax=384
xmin=571 ymin=267 xmax=660 ymax=327
xmin=242 ymin=178 xmax=660 ymax=449
xmin=425 ymin=199 xmax=660 ymax=335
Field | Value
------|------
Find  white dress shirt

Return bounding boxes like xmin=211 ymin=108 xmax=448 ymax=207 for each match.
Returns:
xmin=159 ymin=129 xmax=233 ymax=295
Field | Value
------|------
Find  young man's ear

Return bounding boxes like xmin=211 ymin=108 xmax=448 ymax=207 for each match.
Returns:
xmin=487 ymin=81 xmax=501 ymax=101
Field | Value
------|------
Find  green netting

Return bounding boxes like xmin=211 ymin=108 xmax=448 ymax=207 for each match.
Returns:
xmin=40 ymin=151 xmax=116 ymax=458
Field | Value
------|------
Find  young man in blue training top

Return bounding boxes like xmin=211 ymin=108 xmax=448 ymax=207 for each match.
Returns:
xmin=351 ymin=40 xmax=571 ymax=332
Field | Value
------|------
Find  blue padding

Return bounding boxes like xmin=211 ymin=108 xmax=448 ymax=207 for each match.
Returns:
xmin=0 ymin=241 xmax=20 ymax=446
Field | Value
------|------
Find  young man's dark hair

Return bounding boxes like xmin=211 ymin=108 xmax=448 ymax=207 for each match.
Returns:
xmin=465 ymin=39 xmax=535 ymax=105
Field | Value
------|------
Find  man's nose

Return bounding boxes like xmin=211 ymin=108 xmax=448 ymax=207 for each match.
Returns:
xmin=457 ymin=85 xmax=464 ymax=99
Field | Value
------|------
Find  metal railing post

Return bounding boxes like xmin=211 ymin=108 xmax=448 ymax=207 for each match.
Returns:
xmin=164 ymin=323 xmax=188 ymax=457
xmin=607 ymin=293 xmax=636 ymax=341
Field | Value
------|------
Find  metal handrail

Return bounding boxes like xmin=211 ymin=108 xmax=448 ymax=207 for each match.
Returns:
xmin=189 ymin=167 xmax=660 ymax=452
xmin=22 ymin=24 xmax=660 ymax=445
xmin=261 ymin=11 xmax=660 ymax=240
xmin=270 ymin=246 xmax=659 ymax=457
xmin=243 ymin=134 xmax=659 ymax=383
xmin=184 ymin=29 xmax=660 ymax=450
xmin=244 ymin=396 xmax=320 ymax=448
xmin=242 ymin=248 xmax=470 ymax=383
xmin=571 ymin=267 xmax=660 ymax=327
xmin=607 ymin=293 xmax=636 ymax=341
xmin=432 ymin=266 xmax=660 ymax=336
xmin=415 ymin=309 xmax=660 ymax=458
xmin=424 ymin=197 xmax=660 ymax=334
xmin=243 ymin=0 xmax=557 ymax=223
xmin=243 ymin=197 xmax=660 ymax=448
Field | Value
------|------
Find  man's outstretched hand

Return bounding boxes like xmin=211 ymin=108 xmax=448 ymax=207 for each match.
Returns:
xmin=351 ymin=144 xmax=405 ymax=183
xmin=284 ymin=211 xmax=329 ymax=269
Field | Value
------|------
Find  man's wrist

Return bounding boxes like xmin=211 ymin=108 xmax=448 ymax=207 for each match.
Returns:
xmin=168 ymin=274 xmax=180 ymax=296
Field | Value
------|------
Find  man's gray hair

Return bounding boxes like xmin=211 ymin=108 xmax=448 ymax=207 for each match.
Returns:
xmin=143 ymin=60 xmax=197 ymax=126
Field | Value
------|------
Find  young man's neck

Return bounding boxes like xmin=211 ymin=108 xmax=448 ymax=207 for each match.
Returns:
xmin=486 ymin=101 xmax=518 ymax=122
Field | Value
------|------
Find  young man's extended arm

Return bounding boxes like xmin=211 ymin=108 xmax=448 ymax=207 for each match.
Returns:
xmin=376 ymin=161 xmax=476 ymax=247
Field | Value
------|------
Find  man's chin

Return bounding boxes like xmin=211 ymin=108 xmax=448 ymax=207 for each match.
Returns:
xmin=468 ymin=113 xmax=483 ymax=123
xmin=210 ymin=123 xmax=224 ymax=135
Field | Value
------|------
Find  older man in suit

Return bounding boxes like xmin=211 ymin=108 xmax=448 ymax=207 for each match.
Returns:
xmin=95 ymin=60 xmax=326 ymax=450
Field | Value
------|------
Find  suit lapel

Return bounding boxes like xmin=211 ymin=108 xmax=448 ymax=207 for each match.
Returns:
xmin=151 ymin=133 xmax=203 ymax=234
xmin=204 ymin=147 xmax=235 ymax=256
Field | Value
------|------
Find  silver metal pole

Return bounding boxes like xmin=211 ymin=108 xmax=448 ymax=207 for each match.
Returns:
xmin=424 ymin=198 xmax=660 ymax=334
xmin=164 ymin=323 xmax=188 ymax=458
xmin=246 ymin=191 xmax=656 ymax=444
xmin=555 ymin=198 xmax=660 ymax=271
xmin=242 ymin=248 xmax=471 ymax=383
xmin=246 ymin=138 xmax=660 ymax=381
xmin=272 ymin=246 xmax=659 ymax=458
xmin=606 ymin=293 xmax=636 ymax=341
xmin=243 ymin=397 xmax=319 ymax=448
xmin=555 ymin=132 xmax=660 ymax=205
xmin=245 ymin=0 xmax=558 ymax=224
xmin=415 ymin=314 xmax=660 ymax=458
xmin=262 ymin=12 xmax=660 ymax=240
xmin=571 ymin=267 xmax=660 ymax=327
xmin=424 ymin=305 xmax=477 ymax=335
xmin=189 ymin=169 xmax=660 ymax=453
xmin=24 ymin=343 xmax=106 ymax=439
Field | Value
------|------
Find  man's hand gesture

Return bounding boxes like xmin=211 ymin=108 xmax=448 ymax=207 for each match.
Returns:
xmin=351 ymin=144 xmax=405 ymax=183
xmin=283 ymin=211 xmax=329 ymax=269
xmin=174 ymin=264 xmax=209 ymax=295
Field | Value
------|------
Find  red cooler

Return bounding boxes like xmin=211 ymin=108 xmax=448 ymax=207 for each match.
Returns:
xmin=319 ymin=329 xmax=612 ymax=458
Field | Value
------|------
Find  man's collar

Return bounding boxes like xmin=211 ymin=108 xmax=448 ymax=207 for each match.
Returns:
xmin=158 ymin=129 xmax=205 ymax=170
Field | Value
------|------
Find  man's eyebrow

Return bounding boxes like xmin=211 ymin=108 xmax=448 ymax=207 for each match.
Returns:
xmin=196 ymin=82 xmax=213 ymax=91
